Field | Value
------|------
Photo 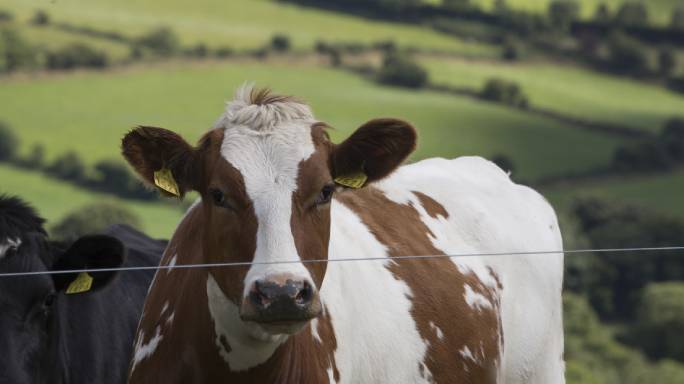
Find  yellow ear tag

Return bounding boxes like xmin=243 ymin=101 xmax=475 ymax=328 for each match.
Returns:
xmin=334 ymin=171 xmax=368 ymax=189
xmin=66 ymin=272 xmax=93 ymax=295
xmin=154 ymin=168 xmax=180 ymax=197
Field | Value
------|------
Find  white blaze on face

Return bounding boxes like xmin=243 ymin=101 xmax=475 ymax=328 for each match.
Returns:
xmin=216 ymin=85 xmax=317 ymax=300
xmin=0 ymin=238 xmax=21 ymax=259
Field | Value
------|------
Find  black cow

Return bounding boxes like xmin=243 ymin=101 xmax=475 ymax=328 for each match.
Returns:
xmin=0 ymin=196 xmax=165 ymax=384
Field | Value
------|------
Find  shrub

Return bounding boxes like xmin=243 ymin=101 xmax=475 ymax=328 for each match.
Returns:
xmin=480 ymin=78 xmax=529 ymax=108
xmin=185 ymin=43 xmax=208 ymax=58
xmin=136 ymin=27 xmax=179 ymax=56
xmin=94 ymin=160 xmax=134 ymax=193
xmin=50 ymin=202 xmax=142 ymax=242
xmin=594 ymin=3 xmax=611 ymax=23
xmin=0 ymin=27 xmax=37 ymax=72
xmin=215 ymin=46 xmax=234 ymax=58
xmin=0 ymin=9 xmax=13 ymax=22
xmin=606 ymin=32 xmax=648 ymax=74
xmin=442 ymin=0 xmax=471 ymax=11
xmin=47 ymin=151 xmax=86 ymax=182
xmin=31 ymin=10 xmax=49 ymax=26
xmin=376 ymin=52 xmax=428 ymax=88
xmin=668 ymin=76 xmax=684 ymax=95
xmin=571 ymin=197 xmax=684 ymax=319
xmin=491 ymin=154 xmax=515 ymax=174
xmin=548 ymin=0 xmax=580 ymax=30
xmin=612 ymin=141 xmax=673 ymax=172
xmin=23 ymin=143 xmax=45 ymax=169
xmin=46 ymin=43 xmax=108 ymax=70
xmin=0 ymin=120 xmax=18 ymax=161
xmin=658 ymin=48 xmax=677 ymax=76
xmin=501 ymin=37 xmax=523 ymax=61
xmin=270 ymin=34 xmax=291 ymax=52
xmin=661 ymin=118 xmax=684 ymax=161
xmin=673 ymin=7 xmax=684 ymax=30
xmin=615 ymin=2 xmax=649 ymax=27
xmin=630 ymin=283 xmax=684 ymax=362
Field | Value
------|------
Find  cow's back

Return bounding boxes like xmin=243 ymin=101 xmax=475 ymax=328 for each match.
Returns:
xmin=57 ymin=225 xmax=165 ymax=384
xmin=324 ymin=156 xmax=564 ymax=383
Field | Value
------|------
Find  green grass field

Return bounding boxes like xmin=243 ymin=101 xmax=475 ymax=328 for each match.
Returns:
xmin=0 ymin=60 xmax=627 ymax=181
xmin=543 ymin=170 xmax=684 ymax=219
xmin=1 ymin=0 xmax=497 ymax=56
xmin=0 ymin=164 xmax=184 ymax=238
xmin=421 ymin=57 xmax=684 ymax=133
xmin=473 ymin=0 xmax=680 ymax=26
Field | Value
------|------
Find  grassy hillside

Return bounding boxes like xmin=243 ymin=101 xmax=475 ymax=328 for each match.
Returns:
xmin=422 ymin=57 xmax=684 ymax=133
xmin=0 ymin=164 xmax=184 ymax=238
xmin=0 ymin=60 xmax=627 ymax=181
xmin=16 ymin=23 xmax=132 ymax=62
xmin=1 ymin=0 xmax=497 ymax=56
xmin=543 ymin=170 xmax=684 ymax=219
xmin=473 ymin=0 xmax=680 ymax=26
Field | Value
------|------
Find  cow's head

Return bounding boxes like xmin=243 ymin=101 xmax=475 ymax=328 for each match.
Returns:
xmin=122 ymin=86 xmax=416 ymax=338
xmin=0 ymin=196 xmax=125 ymax=384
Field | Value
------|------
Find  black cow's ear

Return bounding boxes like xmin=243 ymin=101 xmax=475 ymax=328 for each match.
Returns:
xmin=330 ymin=118 xmax=417 ymax=189
xmin=51 ymin=235 xmax=125 ymax=295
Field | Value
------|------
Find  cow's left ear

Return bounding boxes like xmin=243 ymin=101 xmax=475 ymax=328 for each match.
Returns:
xmin=331 ymin=118 xmax=417 ymax=188
xmin=51 ymin=235 xmax=125 ymax=295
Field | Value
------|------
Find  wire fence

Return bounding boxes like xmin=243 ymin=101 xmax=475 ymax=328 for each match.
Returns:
xmin=1 ymin=246 xmax=683 ymax=278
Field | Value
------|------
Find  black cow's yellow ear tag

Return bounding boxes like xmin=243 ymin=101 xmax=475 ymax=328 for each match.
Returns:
xmin=66 ymin=272 xmax=93 ymax=294
xmin=154 ymin=168 xmax=180 ymax=197
xmin=334 ymin=171 xmax=368 ymax=189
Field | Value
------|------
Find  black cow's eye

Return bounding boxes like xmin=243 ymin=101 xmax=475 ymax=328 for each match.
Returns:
xmin=315 ymin=184 xmax=335 ymax=206
xmin=210 ymin=188 xmax=226 ymax=206
xmin=43 ymin=293 xmax=56 ymax=309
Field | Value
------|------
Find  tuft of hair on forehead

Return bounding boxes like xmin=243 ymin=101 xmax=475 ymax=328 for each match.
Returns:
xmin=213 ymin=83 xmax=315 ymax=132
xmin=0 ymin=195 xmax=46 ymax=241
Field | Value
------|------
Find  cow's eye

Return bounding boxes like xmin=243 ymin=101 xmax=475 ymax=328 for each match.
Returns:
xmin=210 ymin=188 xmax=226 ymax=206
xmin=43 ymin=293 xmax=56 ymax=309
xmin=315 ymin=184 xmax=335 ymax=206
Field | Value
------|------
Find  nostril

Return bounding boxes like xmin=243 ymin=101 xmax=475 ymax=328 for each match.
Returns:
xmin=250 ymin=281 xmax=271 ymax=308
xmin=295 ymin=281 xmax=313 ymax=305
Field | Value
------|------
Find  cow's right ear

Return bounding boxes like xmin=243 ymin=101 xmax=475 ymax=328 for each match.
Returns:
xmin=122 ymin=126 xmax=198 ymax=197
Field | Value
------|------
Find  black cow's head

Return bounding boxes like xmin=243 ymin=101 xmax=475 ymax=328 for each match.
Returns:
xmin=0 ymin=196 xmax=125 ymax=384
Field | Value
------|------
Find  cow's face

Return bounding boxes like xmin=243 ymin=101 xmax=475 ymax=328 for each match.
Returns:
xmin=0 ymin=197 xmax=125 ymax=383
xmin=122 ymin=86 xmax=416 ymax=337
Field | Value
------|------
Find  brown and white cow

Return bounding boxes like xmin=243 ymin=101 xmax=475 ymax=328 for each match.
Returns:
xmin=122 ymin=85 xmax=565 ymax=383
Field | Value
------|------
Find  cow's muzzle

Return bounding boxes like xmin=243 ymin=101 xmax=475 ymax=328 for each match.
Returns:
xmin=240 ymin=275 xmax=321 ymax=333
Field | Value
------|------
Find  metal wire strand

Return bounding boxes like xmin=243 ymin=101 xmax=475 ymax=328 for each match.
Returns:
xmin=0 ymin=246 xmax=683 ymax=278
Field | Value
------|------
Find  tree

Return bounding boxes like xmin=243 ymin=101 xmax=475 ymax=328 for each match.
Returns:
xmin=491 ymin=154 xmax=515 ymax=174
xmin=136 ymin=27 xmax=179 ymax=56
xmin=548 ymin=0 xmax=580 ymax=30
xmin=631 ymin=283 xmax=684 ymax=362
xmin=442 ymin=0 xmax=471 ymax=11
xmin=480 ymin=78 xmax=529 ymax=108
xmin=50 ymin=202 xmax=142 ymax=242
xmin=46 ymin=43 xmax=108 ymax=70
xmin=606 ymin=32 xmax=648 ymax=74
xmin=615 ymin=2 xmax=649 ymax=27
xmin=658 ymin=48 xmax=677 ymax=77
xmin=571 ymin=198 xmax=684 ymax=319
xmin=671 ymin=7 xmax=684 ymax=30
xmin=270 ymin=34 xmax=291 ymax=52
xmin=0 ymin=120 xmax=18 ymax=161
xmin=24 ymin=143 xmax=45 ymax=169
xmin=0 ymin=27 xmax=37 ymax=72
xmin=47 ymin=151 xmax=86 ymax=182
xmin=661 ymin=118 xmax=684 ymax=161
xmin=594 ymin=3 xmax=611 ymax=23
xmin=376 ymin=52 xmax=428 ymax=88
xmin=31 ymin=10 xmax=49 ymax=26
